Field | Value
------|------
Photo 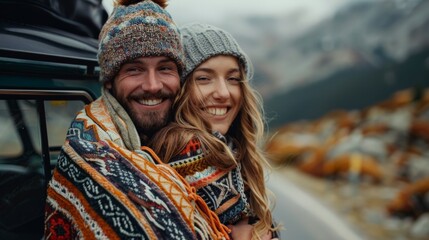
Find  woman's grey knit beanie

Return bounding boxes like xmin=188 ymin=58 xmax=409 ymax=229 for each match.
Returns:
xmin=180 ymin=23 xmax=253 ymax=81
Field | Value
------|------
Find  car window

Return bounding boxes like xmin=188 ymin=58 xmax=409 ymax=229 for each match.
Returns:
xmin=0 ymin=91 xmax=92 ymax=239
xmin=45 ymin=100 xmax=85 ymax=167
xmin=0 ymin=99 xmax=85 ymax=163
xmin=0 ymin=100 xmax=22 ymax=157
xmin=45 ymin=100 xmax=85 ymax=147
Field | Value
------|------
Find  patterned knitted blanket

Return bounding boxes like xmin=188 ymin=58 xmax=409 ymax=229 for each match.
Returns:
xmin=44 ymin=91 xmax=229 ymax=239
xmin=168 ymin=134 xmax=253 ymax=225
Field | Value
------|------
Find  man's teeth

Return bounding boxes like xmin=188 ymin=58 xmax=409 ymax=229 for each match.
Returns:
xmin=138 ymin=99 xmax=162 ymax=106
xmin=206 ymin=107 xmax=227 ymax=116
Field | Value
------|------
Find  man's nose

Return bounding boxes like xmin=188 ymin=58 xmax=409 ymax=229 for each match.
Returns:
xmin=141 ymin=69 xmax=163 ymax=93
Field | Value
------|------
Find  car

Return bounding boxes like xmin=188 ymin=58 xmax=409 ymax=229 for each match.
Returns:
xmin=0 ymin=1 xmax=107 ymax=239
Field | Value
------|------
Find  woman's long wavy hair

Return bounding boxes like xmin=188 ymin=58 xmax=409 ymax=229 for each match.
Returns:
xmin=150 ymin=58 xmax=275 ymax=239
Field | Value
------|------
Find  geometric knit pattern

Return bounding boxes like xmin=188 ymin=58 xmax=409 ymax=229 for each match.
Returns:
xmin=168 ymin=136 xmax=252 ymax=225
xmin=45 ymin=97 xmax=229 ymax=240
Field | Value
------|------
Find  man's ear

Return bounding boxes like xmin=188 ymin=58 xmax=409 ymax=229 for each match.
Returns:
xmin=105 ymin=81 xmax=112 ymax=89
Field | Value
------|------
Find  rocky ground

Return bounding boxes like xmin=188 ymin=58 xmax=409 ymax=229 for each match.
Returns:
xmin=267 ymin=88 xmax=429 ymax=239
xmin=278 ymin=166 xmax=429 ymax=240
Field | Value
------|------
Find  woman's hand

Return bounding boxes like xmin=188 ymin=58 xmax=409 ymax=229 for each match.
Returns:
xmin=228 ymin=218 xmax=253 ymax=240
xmin=228 ymin=218 xmax=275 ymax=240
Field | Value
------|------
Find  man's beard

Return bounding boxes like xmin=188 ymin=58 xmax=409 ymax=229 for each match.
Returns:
xmin=111 ymin=87 xmax=175 ymax=138
xmin=128 ymin=103 xmax=172 ymax=133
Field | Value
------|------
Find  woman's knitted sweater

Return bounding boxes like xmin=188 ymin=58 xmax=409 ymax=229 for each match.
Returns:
xmin=168 ymin=133 xmax=253 ymax=225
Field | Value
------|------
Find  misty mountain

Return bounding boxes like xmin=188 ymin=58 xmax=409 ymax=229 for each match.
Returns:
xmin=218 ymin=0 xmax=429 ymax=128
xmin=264 ymin=0 xmax=429 ymax=92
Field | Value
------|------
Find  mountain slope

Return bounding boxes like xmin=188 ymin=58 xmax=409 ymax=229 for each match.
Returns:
xmin=265 ymin=47 xmax=429 ymax=128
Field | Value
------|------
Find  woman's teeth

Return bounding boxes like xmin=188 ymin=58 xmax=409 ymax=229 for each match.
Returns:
xmin=206 ymin=107 xmax=227 ymax=116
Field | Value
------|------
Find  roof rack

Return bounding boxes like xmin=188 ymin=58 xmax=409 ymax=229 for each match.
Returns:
xmin=0 ymin=48 xmax=98 ymax=77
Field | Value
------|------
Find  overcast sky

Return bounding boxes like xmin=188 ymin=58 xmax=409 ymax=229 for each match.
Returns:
xmin=103 ymin=0 xmax=348 ymax=27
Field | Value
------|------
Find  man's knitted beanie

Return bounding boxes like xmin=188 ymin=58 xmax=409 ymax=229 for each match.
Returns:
xmin=180 ymin=23 xmax=253 ymax=81
xmin=98 ymin=0 xmax=185 ymax=82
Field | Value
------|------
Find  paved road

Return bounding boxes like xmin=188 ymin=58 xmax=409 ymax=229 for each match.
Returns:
xmin=267 ymin=170 xmax=365 ymax=240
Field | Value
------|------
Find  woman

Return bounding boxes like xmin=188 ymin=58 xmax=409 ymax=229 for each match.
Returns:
xmin=150 ymin=23 xmax=279 ymax=239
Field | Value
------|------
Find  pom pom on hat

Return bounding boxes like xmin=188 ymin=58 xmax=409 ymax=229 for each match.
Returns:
xmin=180 ymin=23 xmax=253 ymax=81
xmin=98 ymin=0 xmax=184 ymax=82
xmin=116 ymin=0 xmax=168 ymax=8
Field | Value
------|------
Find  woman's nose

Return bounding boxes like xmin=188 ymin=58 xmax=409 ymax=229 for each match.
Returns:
xmin=213 ymin=79 xmax=230 ymax=100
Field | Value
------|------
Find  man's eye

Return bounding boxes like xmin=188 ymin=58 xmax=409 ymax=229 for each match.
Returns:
xmin=126 ymin=67 xmax=140 ymax=73
xmin=159 ymin=66 xmax=172 ymax=71
xmin=159 ymin=64 xmax=177 ymax=72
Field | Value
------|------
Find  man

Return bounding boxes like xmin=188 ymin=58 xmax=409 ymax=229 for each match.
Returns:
xmin=44 ymin=1 xmax=229 ymax=239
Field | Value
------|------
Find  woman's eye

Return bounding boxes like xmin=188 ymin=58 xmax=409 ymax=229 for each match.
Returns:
xmin=196 ymin=76 xmax=210 ymax=81
xmin=228 ymin=77 xmax=242 ymax=83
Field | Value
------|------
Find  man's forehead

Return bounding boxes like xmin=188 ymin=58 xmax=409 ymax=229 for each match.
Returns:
xmin=126 ymin=56 xmax=175 ymax=65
